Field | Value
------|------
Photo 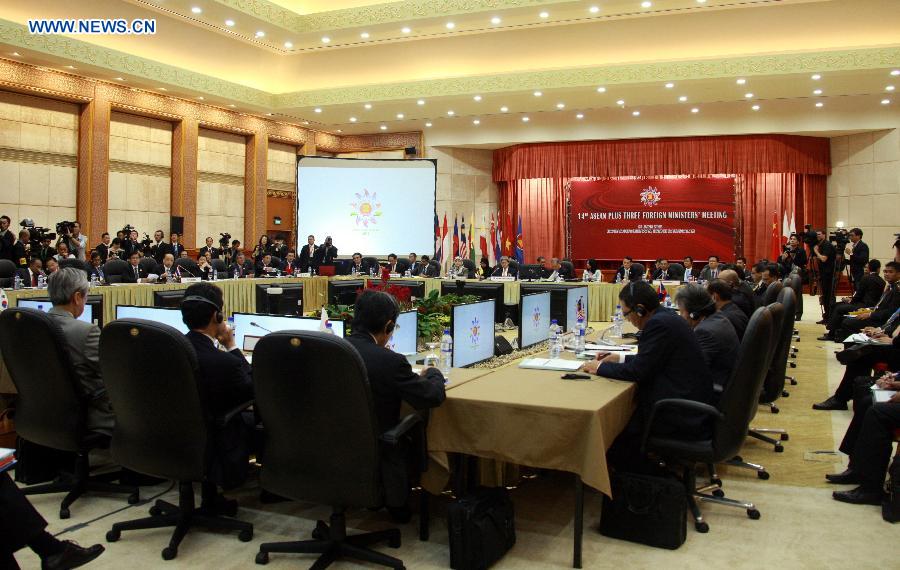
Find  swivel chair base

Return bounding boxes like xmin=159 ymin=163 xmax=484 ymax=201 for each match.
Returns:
xmin=106 ymin=481 xmax=252 ymax=561
xmin=749 ymin=428 xmax=788 ymax=452
xmin=684 ymin=469 xmax=760 ymax=533
xmin=255 ymin=508 xmax=404 ymax=569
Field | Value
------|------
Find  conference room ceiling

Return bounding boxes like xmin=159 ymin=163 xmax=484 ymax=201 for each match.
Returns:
xmin=0 ymin=0 xmax=898 ymax=145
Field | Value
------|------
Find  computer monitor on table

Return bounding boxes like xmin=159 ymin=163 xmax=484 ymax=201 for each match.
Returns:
xmin=519 ymin=264 xmax=546 ymax=281
xmin=566 ymin=286 xmax=589 ymax=332
xmin=518 ymin=292 xmax=551 ymax=349
xmin=254 ymin=282 xmax=304 ymax=315
xmin=153 ymin=289 xmax=186 ymax=308
xmin=231 ymin=312 xmax=346 ymax=350
xmin=17 ymin=296 xmax=101 ymax=326
xmin=115 ymin=305 xmax=189 ymax=334
xmin=386 ymin=310 xmax=418 ymax=356
xmin=451 ymin=299 xmax=496 ymax=368
xmin=328 ymin=279 xmax=365 ymax=305
xmin=440 ymin=281 xmax=505 ymax=323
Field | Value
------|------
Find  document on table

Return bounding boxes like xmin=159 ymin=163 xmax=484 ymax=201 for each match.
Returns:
xmin=871 ymin=388 xmax=897 ymax=403
xmin=519 ymin=358 xmax=584 ymax=371
xmin=584 ymin=343 xmax=637 ymax=352
xmin=843 ymin=333 xmax=876 ymax=344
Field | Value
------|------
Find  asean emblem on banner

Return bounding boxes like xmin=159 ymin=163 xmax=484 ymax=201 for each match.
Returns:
xmin=531 ymin=305 xmax=542 ymax=329
xmin=468 ymin=316 xmax=481 ymax=348
xmin=639 ymin=186 xmax=662 ymax=207
xmin=349 ymin=189 xmax=382 ymax=228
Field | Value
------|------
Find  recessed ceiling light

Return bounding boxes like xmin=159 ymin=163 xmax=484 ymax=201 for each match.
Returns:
xmin=303 ymin=121 xmax=309 ymax=125
xmin=576 ymin=113 xmax=584 ymax=119
xmin=349 ymin=117 xmax=357 ymax=122
xmin=522 ymin=116 xmax=530 ymax=122
xmin=228 ymin=104 xmax=236 ymax=108
xmin=736 ymin=78 xmax=747 ymax=85
xmin=360 ymin=32 xmax=370 ymax=39
xmin=425 ymin=122 xmax=433 ymax=127
xmin=284 ymin=41 xmax=293 ymax=48
xmin=446 ymin=22 xmax=455 ymax=29
xmin=336 ymin=129 xmax=342 ymax=133
xmin=691 ymin=107 xmax=699 ymax=113
xmin=815 ymin=102 xmax=824 ymax=108
xmin=401 ymin=27 xmax=411 ymax=34
xmin=641 ymin=1 xmax=652 ymax=8
xmin=197 ymin=96 xmax=204 ymax=100
xmin=114 ymin=77 xmax=125 ymax=81
xmin=556 ymin=102 xmax=565 ymax=109
xmin=632 ymin=110 xmax=641 ymax=116
xmin=364 ymin=103 xmax=372 ymax=109
xmin=664 ymin=82 xmax=674 ymax=89
xmin=314 ymin=108 xmax=322 ymax=113
xmin=892 ymin=70 xmax=900 ymax=76
xmin=417 ymin=99 xmax=425 ymax=105
xmin=225 ymin=19 xmax=235 ymax=27
xmin=744 ymin=93 xmax=754 ymax=98
xmin=157 ymin=87 xmax=167 ymax=91
xmin=473 ymin=95 xmax=482 ymax=101
xmin=473 ymin=119 xmax=480 ymax=125
xmin=500 ymin=106 xmax=509 ymax=112
xmin=380 ymin=125 xmax=387 ymax=130
xmin=396 ymin=113 xmax=404 ymax=119
xmin=811 ymin=74 xmax=821 ymax=80
xmin=255 ymin=30 xmax=265 ymax=38
xmin=266 ymin=113 xmax=274 ymax=116
xmin=65 ymin=65 xmax=76 ymax=69
xmin=696 ymin=0 xmax=707 ymax=3
xmin=678 ymin=95 xmax=688 ymax=102
xmin=447 ymin=110 xmax=455 ymax=116
xmin=616 ymin=99 xmax=625 ymax=105
xmin=10 ymin=52 xmax=20 ymax=57
xmin=882 ymin=99 xmax=891 ymax=105
xmin=533 ymin=91 xmax=542 ymax=97
xmin=539 ymin=11 xmax=550 ymax=18
xmin=886 ymin=85 xmax=895 ymax=92
xmin=596 ymin=87 xmax=606 ymax=93
xmin=491 ymin=17 xmax=502 ymax=25
xmin=191 ymin=6 xmax=202 ymax=14
xmin=751 ymin=105 xmax=760 ymax=111
xmin=589 ymin=6 xmax=600 ymax=13
xmin=321 ymin=37 xmax=330 ymax=43
xmin=813 ymin=89 xmax=822 ymax=95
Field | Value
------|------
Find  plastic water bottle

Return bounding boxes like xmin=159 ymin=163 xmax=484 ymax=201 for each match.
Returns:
xmin=90 ymin=273 xmax=99 ymax=287
xmin=440 ymin=329 xmax=453 ymax=380
xmin=405 ymin=268 xmax=411 ymax=277
xmin=574 ymin=317 xmax=586 ymax=356
xmin=37 ymin=273 xmax=46 ymax=288
xmin=615 ymin=272 xmax=622 ymax=284
xmin=613 ymin=305 xmax=624 ymax=338
xmin=351 ymin=265 xmax=358 ymax=276
xmin=548 ymin=319 xmax=562 ymax=358
xmin=233 ymin=268 xmax=239 ymax=279
xmin=583 ymin=270 xmax=590 ymax=282
xmin=324 ymin=322 xmax=335 ymax=335
xmin=13 ymin=274 xmax=22 ymax=290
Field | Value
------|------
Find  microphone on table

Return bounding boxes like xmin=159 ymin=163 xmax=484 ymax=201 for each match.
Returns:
xmin=177 ymin=265 xmax=198 ymax=278
xmin=250 ymin=321 xmax=273 ymax=333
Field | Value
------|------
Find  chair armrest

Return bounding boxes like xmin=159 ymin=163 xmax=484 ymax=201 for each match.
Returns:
xmin=380 ymin=413 xmax=423 ymax=445
xmin=641 ymin=398 xmax=723 ymax=453
xmin=215 ymin=399 xmax=254 ymax=428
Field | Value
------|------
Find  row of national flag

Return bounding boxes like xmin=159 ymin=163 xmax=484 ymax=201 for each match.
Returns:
xmin=433 ymin=212 xmax=525 ymax=269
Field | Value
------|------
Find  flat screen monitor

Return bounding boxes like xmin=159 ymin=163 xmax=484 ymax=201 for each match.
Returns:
xmin=254 ymin=282 xmax=304 ymax=315
xmin=566 ymin=287 xmax=589 ymax=332
xmin=387 ymin=310 xmax=417 ymax=356
xmin=440 ymin=281 xmax=506 ymax=324
xmin=385 ymin=279 xmax=426 ymax=301
xmin=115 ymin=305 xmax=189 ymax=334
xmin=232 ymin=312 xmax=345 ymax=350
xmin=518 ymin=292 xmax=551 ymax=349
xmin=154 ymin=289 xmax=186 ymax=308
xmin=328 ymin=279 xmax=365 ymax=305
xmin=519 ymin=264 xmax=546 ymax=281
xmin=17 ymin=298 xmax=94 ymax=325
xmin=451 ymin=299 xmax=496 ymax=368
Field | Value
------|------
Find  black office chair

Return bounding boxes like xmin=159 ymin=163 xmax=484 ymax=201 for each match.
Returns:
xmin=507 ymin=259 xmax=520 ymax=273
xmin=560 ymin=260 xmax=574 ymax=279
xmin=461 ymin=259 xmax=476 ymax=277
xmin=762 ymin=280 xmax=783 ymax=306
xmin=253 ymin=331 xmax=421 ymax=568
xmin=395 ymin=259 xmax=411 ymax=274
xmin=669 ymin=263 xmax=685 ymax=280
xmin=0 ymin=259 xmax=16 ymax=287
xmin=269 ymin=255 xmax=283 ymax=270
xmin=629 ymin=263 xmax=645 ymax=281
xmin=362 ymin=256 xmax=381 ymax=275
xmin=139 ymin=256 xmax=159 ymax=276
xmin=211 ymin=258 xmax=227 ymax=279
xmin=102 ymin=259 xmax=129 ymax=284
xmin=173 ymin=257 xmax=201 ymax=278
xmin=0 ymin=308 xmax=138 ymax=519
xmin=425 ymin=260 xmax=441 ymax=277
xmin=100 ymin=319 xmax=253 ymax=560
xmin=644 ymin=306 xmax=774 ymax=532
xmin=59 ymin=258 xmax=93 ymax=279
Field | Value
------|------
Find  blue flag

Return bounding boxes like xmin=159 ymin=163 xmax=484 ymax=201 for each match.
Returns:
xmin=514 ymin=215 xmax=525 ymax=264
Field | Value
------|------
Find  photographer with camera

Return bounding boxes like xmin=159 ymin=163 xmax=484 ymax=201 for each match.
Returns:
xmin=0 ymin=215 xmax=14 ymax=261
xmin=813 ymin=228 xmax=837 ymax=321
xmin=846 ymin=228 xmax=869 ymax=290
xmin=779 ymin=234 xmax=808 ymax=277
xmin=120 ymin=227 xmax=141 ymax=259
xmin=57 ymin=221 xmax=86 ymax=261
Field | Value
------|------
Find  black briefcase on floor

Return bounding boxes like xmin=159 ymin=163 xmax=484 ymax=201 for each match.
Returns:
xmin=599 ymin=471 xmax=687 ymax=550
xmin=448 ymin=487 xmax=516 ymax=569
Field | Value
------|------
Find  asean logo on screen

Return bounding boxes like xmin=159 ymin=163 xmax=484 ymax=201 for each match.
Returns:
xmin=639 ymin=186 xmax=662 ymax=207
xmin=468 ymin=316 xmax=481 ymax=348
xmin=575 ymin=296 xmax=585 ymax=321
xmin=531 ymin=305 xmax=542 ymax=330
xmin=349 ymin=189 xmax=382 ymax=228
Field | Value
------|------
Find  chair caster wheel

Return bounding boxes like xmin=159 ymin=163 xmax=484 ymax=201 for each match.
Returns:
xmin=239 ymin=529 xmax=253 ymax=542
xmin=780 ymin=433 xmax=789 ymax=441
xmin=695 ymin=521 xmax=709 ymax=533
xmin=771 ymin=407 xmax=780 ymax=414
xmin=60 ymin=508 xmax=70 ymax=520
xmin=106 ymin=530 xmax=121 ymax=542
xmin=757 ymin=471 xmax=770 ymax=480
xmin=733 ymin=455 xmax=743 ymax=462
xmin=774 ymin=444 xmax=784 ymax=453
xmin=255 ymin=552 xmax=269 ymax=565
xmin=312 ymin=521 xmax=327 ymax=540
xmin=747 ymin=509 xmax=761 ymax=520
xmin=712 ymin=489 xmax=725 ymax=498
xmin=149 ymin=505 xmax=163 ymax=516
xmin=710 ymin=478 xmax=722 ymax=488
xmin=128 ymin=492 xmax=140 ymax=504
xmin=782 ymin=391 xmax=790 ymax=398
xmin=161 ymin=546 xmax=177 ymax=560
xmin=388 ymin=533 xmax=402 ymax=549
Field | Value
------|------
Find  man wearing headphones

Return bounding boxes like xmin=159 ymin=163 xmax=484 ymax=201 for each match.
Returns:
xmin=674 ymin=284 xmax=740 ymax=397
xmin=581 ymin=281 xmax=714 ymax=471
xmin=347 ymin=290 xmax=446 ymax=522
xmin=181 ymin=283 xmax=254 ymax=513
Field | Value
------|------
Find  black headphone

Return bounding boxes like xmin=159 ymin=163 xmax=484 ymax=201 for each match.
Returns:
xmin=627 ymin=281 xmax=648 ymax=317
xmin=688 ymin=301 xmax=717 ymax=321
xmin=183 ymin=295 xmax=223 ymax=323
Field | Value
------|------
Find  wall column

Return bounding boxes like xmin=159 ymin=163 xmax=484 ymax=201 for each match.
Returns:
xmin=80 ymin=87 xmax=111 ymax=243
xmin=244 ymin=132 xmax=268 ymax=246
xmin=172 ymin=118 xmax=199 ymax=248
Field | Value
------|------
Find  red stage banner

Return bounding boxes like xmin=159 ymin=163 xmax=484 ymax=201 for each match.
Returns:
xmin=569 ymin=177 xmax=736 ymax=261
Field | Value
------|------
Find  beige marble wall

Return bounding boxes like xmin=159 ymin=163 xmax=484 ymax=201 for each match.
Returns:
xmin=197 ymin=128 xmax=246 ymax=246
xmin=107 ymin=112 xmax=172 ymax=237
xmin=827 ymin=129 xmax=900 ymax=262
xmin=267 ymin=142 xmax=296 ymax=185
xmin=426 ymin=146 xmax=499 ymax=266
xmin=0 ymin=91 xmax=77 ymax=230
xmin=335 ymin=150 xmax=405 ymax=159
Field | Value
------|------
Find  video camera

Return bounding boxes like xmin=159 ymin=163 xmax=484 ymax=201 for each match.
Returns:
xmin=799 ymin=224 xmax=819 ymax=247
xmin=56 ymin=220 xmax=76 ymax=236
xmin=19 ymin=219 xmax=56 ymax=248
xmin=829 ymin=228 xmax=850 ymax=250
xmin=219 ymin=232 xmax=231 ymax=247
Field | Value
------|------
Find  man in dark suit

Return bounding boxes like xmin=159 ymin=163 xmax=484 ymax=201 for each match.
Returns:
xmin=408 ymin=253 xmax=422 ymax=276
xmin=549 ymin=257 xmax=571 ymax=280
xmin=229 ymin=252 xmax=255 ymax=278
xmin=652 ymin=259 xmax=681 ymax=281
xmin=682 ymin=256 xmax=698 ymax=281
xmin=347 ymin=290 xmax=445 ymax=519
xmin=168 ymin=233 xmax=184 ymax=260
xmin=88 ymin=251 xmax=105 ymax=283
xmin=707 ymin=278 xmax=749 ymax=339
xmin=148 ymin=230 xmax=167 ymax=262
xmin=1 ymin=472 xmax=104 ymax=569
xmin=820 ymin=259 xmax=885 ymax=341
xmin=615 ymin=256 xmax=634 ymax=282
xmin=698 ymin=255 xmax=722 ymax=281
xmin=813 ymin=229 xmax=837 ymax=321
xmin=282 ymin=251 xmax=299 ymax=275
xmin=94 ymin=232 xmax=111 ymax=262
xmin=831 ymin=399 xmax=900 ymax=505
xmin=18 ymin=257 xmax=44 ymax=288
xmin=120 ymin=251 xmax=150 ymax=283
xmin=271 ymin=234 xmax=289 ymax=262
xmin=846 ymin=228 xmax=869 ymax=290
xmin=314 ymin=236 xmax=338 ymax=266
xmin=831 ymin=261 xmax=900 ymax=344
xmin=490 ymin=256 xmax=518 ymax=278
xmin=198 ymin=236 xmax=220 ymax=260
xmin=10 ymin=230 xmax=29 ymax=269
xmin=181 ymin=283 xmax=255 ymax=502
xmin=675 ymin=284 xmax=740 ymax=395
xmin=36 ymin=235 xmax=56 ymax=265
xmin=386 ymin=253 xmax=401 ymax=274
xmin=582 ymin=281 xmax=713 ymax=470
xmin=298 ymin=235 xmax=318 ymax=271
xmin=422 ymin=258 xmax=440 ymax=278
xmin=349 ymin=252 xmax=371 ymax=276
xmin=0 ymin=215 xmax=14 ymax=261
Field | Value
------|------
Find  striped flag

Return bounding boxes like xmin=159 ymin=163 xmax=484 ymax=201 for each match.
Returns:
xmin=490 ymin=213 xmax=498 ymax=264
xmin=453 ymin=215 xmax=460 ymax=259
xmin=434 ymin=213 xmax=441 ymax=262
xmin=469 ymin=212 xmax=476 ymax=263
xmin=479 ymin=215 xmax=489 ymax=262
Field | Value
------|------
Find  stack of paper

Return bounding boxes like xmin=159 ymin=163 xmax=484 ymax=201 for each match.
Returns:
xmin=0 ymin=448 xmax=15 ymax=473
xmin=519 ymin=358 xmax=584 ymax=371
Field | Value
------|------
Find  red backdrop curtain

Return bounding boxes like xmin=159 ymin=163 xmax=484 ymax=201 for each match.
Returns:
xmin=493 ymin=134 xmax=830 ymax=262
